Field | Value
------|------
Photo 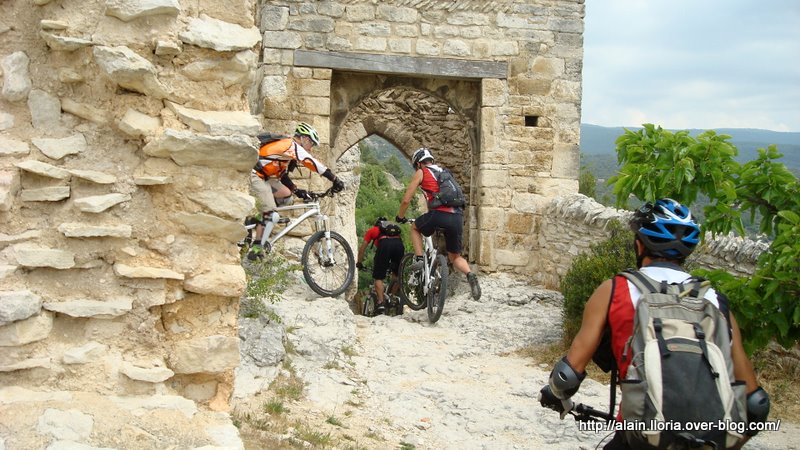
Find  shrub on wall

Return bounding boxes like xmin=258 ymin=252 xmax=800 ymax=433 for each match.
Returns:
xmin=559 ymin=220 xmax=636 ymax=342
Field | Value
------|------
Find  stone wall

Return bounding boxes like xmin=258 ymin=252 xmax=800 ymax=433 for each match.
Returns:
xmin=1 ymin=0 xmax=261 ymax=440
xmin=532 ymin=194 xmax=767 ymax=288
xmin=252 ymin=0 xmax=585 ymax=268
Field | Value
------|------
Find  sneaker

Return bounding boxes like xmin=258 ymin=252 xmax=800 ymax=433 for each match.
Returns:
xmin=467 ymin=272 xmax=481 ymax=301
xmin=247 ymin=244 xmax=264 ymax=261
xmin=375 ymin=302 xmax=386 ymax=315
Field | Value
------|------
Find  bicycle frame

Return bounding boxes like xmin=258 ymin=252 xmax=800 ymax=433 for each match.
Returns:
xmin=263 ymin=201 xmax=328 ymax=247
xmin=419 ymin=234 xmax=437 ymax=295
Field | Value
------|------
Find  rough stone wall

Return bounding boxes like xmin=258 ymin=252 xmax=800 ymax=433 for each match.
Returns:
xmin=253 ymin=0 xmax=585 ymax=270
xmin=534 ymin=194 xmax=768 ymax=289
xmin=1 ymin=0 xmax=261 ymax=434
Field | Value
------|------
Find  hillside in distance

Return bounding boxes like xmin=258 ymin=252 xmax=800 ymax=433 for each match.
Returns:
xmin=580 ymin=124 xmax=800 ymax=181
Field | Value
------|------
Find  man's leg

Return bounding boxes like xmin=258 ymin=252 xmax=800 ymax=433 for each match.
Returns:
xmin=260 ymin=179 xmax=291 ymax=243
xmin=443 ymin=213 xmax=481 ymax=300
xmin=410 ymin=223 xmax=423 ymax=257
xmin=374 ymin=279 xmax=385 ymax=305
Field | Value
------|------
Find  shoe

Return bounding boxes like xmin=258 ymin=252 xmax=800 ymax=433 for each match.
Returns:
xmin=247 ymin=244 xmax=264 ymax=261
xmin=467 ymin=272 xmax=481 ymax=301
xmin=375 ymin=303 xmax=386 ymax=315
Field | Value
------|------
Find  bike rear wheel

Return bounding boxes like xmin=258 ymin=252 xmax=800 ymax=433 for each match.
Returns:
xmin=301 ymin=231 xmax=355 ymax=297
xmin=398 ymin=252 xmax=425 ymax=311
xmin=426 ymin=254 xmax=448 ymax=323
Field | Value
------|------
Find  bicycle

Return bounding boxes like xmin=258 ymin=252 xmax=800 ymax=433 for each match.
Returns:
xmin=396 ymin=219 xmax=448 ymax=323
xmin=357 ymin=265 xmax=402 ymax=317
xmin=240 ymin=188 xmax=355 ymax=297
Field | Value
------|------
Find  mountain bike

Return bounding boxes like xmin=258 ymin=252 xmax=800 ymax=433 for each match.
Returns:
xmin=357 ymin=265 xmax=402 ymax=317
xmin=240 ymin=188 xmax=355 ymax=297
xmin=396 ymin=220 xmax=448 ymax=323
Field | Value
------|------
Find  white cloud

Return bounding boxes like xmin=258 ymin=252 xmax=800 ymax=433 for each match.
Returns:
xmin=581 ymin=0 xmax=800 ymax=131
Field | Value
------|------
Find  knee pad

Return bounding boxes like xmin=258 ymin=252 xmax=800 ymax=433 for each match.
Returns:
xmin=548 ymin=356 xmax=586 ymax=400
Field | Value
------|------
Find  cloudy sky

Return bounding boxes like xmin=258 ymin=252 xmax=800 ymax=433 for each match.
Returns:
xmin=581 ymin=0 xmax=800 ymax=132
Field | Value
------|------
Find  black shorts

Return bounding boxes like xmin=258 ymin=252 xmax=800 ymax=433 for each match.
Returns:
xmin=372 ymin=237 xmax=404 ymax=280
xmin=414 ymin=210 xmax=463 ymax=254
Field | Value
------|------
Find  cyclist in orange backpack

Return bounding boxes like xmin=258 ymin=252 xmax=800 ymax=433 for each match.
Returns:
xmin=248 ymin=122 xmax=344 ymax=260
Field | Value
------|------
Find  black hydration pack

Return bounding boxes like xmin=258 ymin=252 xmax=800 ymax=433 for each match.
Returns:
xmin=377 ymin=220 xmax=401 ymax=238
xmin=426 ymin=165 xmax=466 ymax=209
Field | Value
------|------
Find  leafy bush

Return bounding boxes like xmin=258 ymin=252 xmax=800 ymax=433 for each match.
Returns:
xmin=241 ymin=249 xmax=301 ymax=320
xmin=560 ymin=220 xmax=636 ymax=342
xmin=609 ymin=124 xmax=800 ymax=353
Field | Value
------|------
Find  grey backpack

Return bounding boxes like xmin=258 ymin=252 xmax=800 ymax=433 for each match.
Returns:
xmin=619 ymin=270 xmax=747 ymax=449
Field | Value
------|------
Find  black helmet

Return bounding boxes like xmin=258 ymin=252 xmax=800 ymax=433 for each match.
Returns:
xmin=374 ymin=216 xmax=387 ymax=226
xmin=411 ymin=147 xmax=434 ymax=167
xmin=630 ymin=198 xmax=701 ymax=259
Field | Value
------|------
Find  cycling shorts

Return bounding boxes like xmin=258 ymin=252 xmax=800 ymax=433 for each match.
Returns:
xmin=372 ymin=238 xmax=404 ymax=280
xmin=414 ymin=210 xmax=463 ymax=254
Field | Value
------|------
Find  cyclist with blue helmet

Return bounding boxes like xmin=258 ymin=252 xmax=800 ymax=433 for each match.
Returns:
xmin=539 ymin=199 xmax=768 ymax=449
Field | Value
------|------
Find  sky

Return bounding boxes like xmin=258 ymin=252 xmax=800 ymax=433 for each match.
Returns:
xmin=581 ymin=0 xmax=800 ymax=132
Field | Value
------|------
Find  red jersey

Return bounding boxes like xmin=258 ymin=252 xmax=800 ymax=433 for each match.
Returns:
xmin=420 ymin=165 xmax=456 ymax=213
xmin=362 ymin=226 xmax=399 ymax=247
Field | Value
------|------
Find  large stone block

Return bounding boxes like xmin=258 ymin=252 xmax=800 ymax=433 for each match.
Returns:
xmin=0 ymin=312 xmax=53 ymax=347
xmin=184 ymin=265 xmax=246 ymax=297
xmin=105 ymin=0 xmax=180 ymax=22
xmin=93 ymin=46 xmax=169 ymax=99
xmin=142 ymin=129 xmax=257 ymax=171
xmin=179 ymin=15 xmax=261 ymax=52
xmin=1 ymin=52 xmax=31 ymax=102
xmin=0 ymin=290 xmax=43 ymax=326
xmin=170 ymin=335 xmax=239 ymax=374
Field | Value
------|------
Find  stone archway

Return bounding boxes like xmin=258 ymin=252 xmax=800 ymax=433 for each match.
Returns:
xmin=331 ymin=84 xmax=477 ymax=261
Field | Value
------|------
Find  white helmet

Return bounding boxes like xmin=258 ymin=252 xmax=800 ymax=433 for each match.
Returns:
xmin=412 ymin=147 xmax=434 ymax=167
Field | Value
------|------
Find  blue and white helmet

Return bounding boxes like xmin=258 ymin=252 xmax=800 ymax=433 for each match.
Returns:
xmin=630 ymin=198 xmax=700 ymax=259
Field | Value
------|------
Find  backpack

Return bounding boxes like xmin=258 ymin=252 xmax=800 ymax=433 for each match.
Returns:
xmin=617 ymin=270 xmax=747 ymax=450
xmin=254 ymin=133 xmax=297 ymax=177
xmin=426 ymin=166 xmax=466 ymax=209
xmin=377 ymin=220 xmax=401 ymax=238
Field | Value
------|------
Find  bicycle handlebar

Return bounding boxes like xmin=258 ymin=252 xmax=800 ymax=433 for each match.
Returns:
xmin=302 ymin=188 xmax=334 ymax=203
xmin=570 ymin=403 xmax=614 ymax=423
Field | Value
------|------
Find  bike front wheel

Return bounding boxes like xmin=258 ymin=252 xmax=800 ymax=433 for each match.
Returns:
xmin=301 ymin=231 xmax=355 ymax=297
xmin=426 ymin=254 xmax=448 ymax=323
xmin=398 ymin=253 xmax=426 ymax=311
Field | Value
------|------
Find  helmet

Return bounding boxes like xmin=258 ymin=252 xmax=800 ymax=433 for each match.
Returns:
xmin=294 ymin=122 xmax=320 ymax=147
xmin=630 ymin=198 xmax=700 ymax=259
xmin=412 ymin=147 xmax=434 ymax=167
xmin=374 ymin=216 xmax=387 ymax=227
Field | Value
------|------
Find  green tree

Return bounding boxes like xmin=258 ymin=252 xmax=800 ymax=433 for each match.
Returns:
xmin=578 ymin=164 xmax=597 ymax=200
xmin=608 ymin=124 xmax=800 ymax=353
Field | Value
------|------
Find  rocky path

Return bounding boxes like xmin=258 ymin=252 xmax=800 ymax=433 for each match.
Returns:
xmin=234 ymin=272 xmax=798 ymax=450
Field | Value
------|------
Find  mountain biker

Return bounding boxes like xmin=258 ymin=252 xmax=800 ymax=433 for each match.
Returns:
xmin=538 ymin=199 xmax=769 ymax=450
xmin=248 ymin=122 xmax=345 ymax=260
xmin=356 ymin=216 xmax=405 ymax=314
xmin=395 ymin=147 xmax=481 ymax=301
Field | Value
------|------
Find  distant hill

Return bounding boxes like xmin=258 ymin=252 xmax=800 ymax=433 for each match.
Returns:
xmin=581 ymin=124 xmax=800 ymax=180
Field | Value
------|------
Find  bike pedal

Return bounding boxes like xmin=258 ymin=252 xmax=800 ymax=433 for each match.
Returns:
xmin=277 ymin=218 xmax=290 ymax=224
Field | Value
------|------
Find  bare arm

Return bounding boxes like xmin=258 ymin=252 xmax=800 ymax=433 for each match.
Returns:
xmin=397 ymin=169 xmax=423 ymax=219
xmin=729 ymin=313 xmax=758 ymax=392
xmin=565 ymin=279 xmax=613 ymax=373
xmin=356 ymin=239 xmax=369 ymax=264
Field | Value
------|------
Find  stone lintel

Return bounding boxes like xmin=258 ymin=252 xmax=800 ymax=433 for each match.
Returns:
xmin=294 ymin=50 xmax=507 ymax=80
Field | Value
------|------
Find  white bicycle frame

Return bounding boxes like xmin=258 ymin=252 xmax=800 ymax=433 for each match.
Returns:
xmin=244 ymin=196 xmax=337 ymax=263
xmin=409 ymin=220 xmax=439 ymax=296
